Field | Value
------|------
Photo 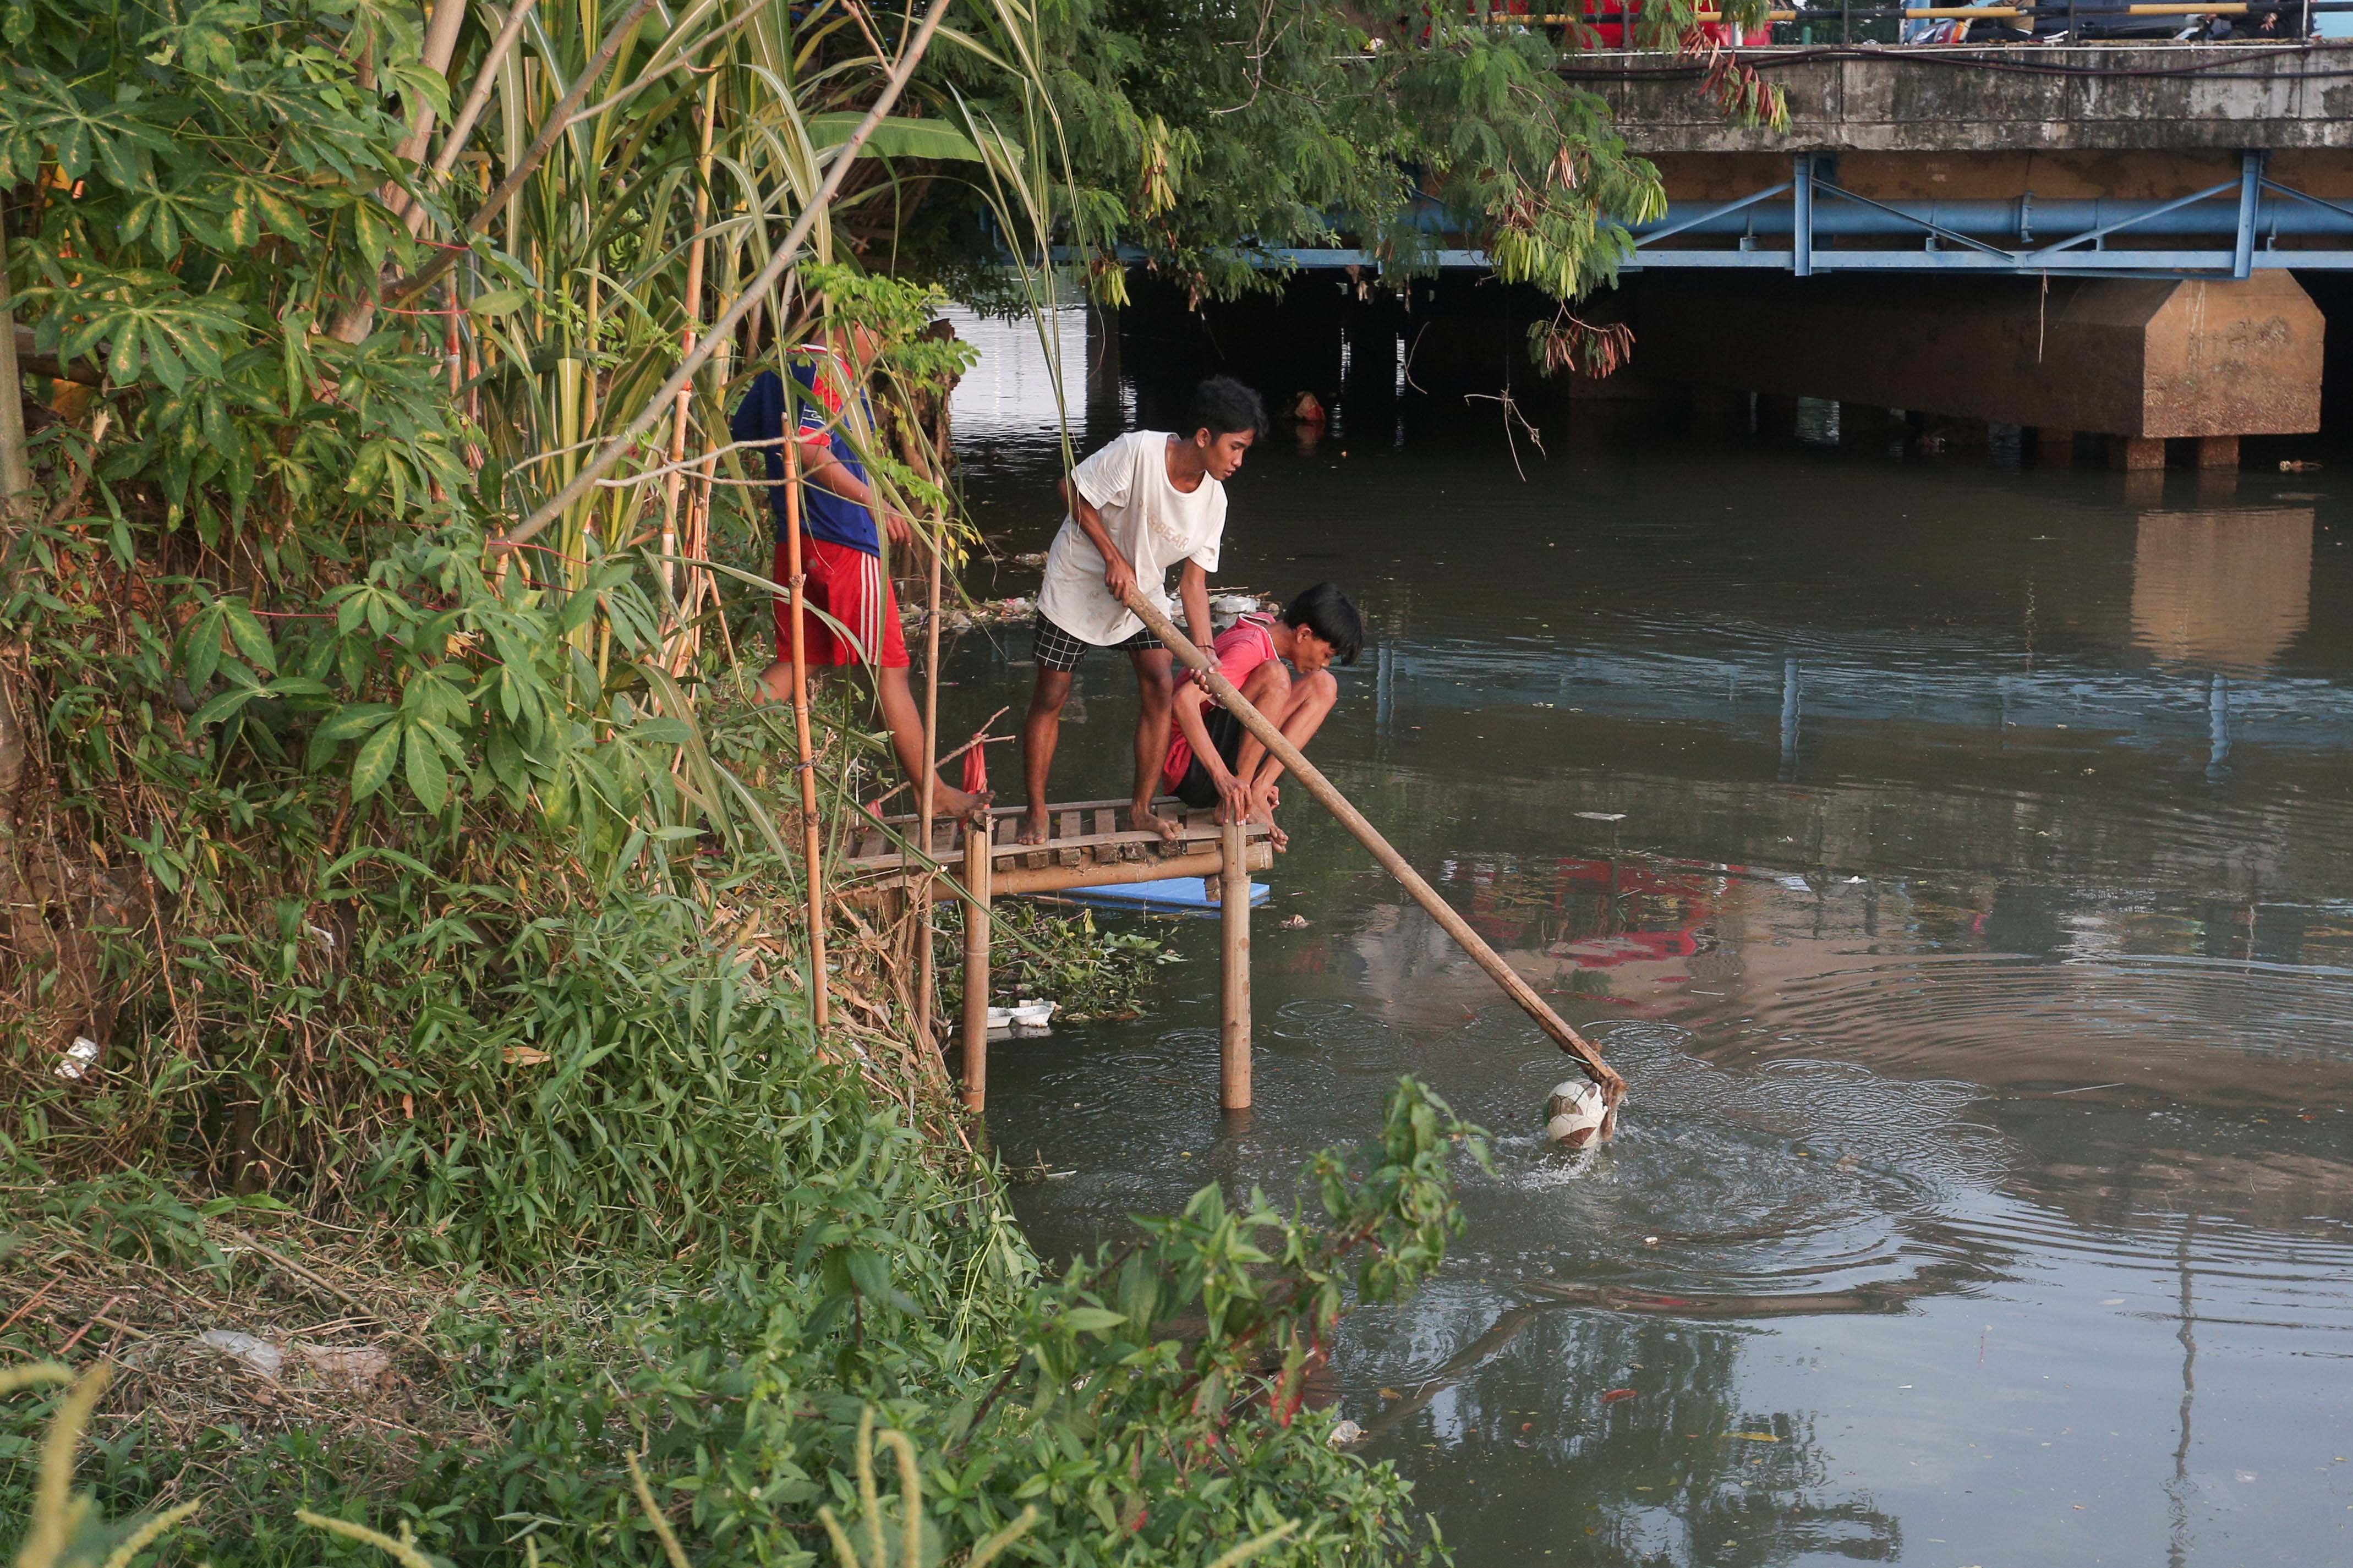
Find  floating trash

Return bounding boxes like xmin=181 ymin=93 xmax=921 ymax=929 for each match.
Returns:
xmin=987 ymin=999 xmax=1058 ymax=1038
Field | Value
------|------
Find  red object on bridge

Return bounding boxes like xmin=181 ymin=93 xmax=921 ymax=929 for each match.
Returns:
xmin=1576 ymin=0 xmax=1770 ymax=49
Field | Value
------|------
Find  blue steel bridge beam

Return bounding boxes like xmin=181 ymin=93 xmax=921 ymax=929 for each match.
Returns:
xmin=1626 ymin=198 xmax=2353 ymax=242
xmin=1628 ymin=253 xmax=2353 ymax=275
xmin=2234 ymin=150 xmax=2266 ymax=281
xmin=1620 ymin=158 xmax=2353 ymax=277
xmin=2016 ymin=174 xmax=2249 ymax=268
xmin=1084 ymin=167 xmax=2353 ymax=280
xmin=1793 ymin=153 xmax=1813 ymax=279
xmin=1804 ymin=176 xmax=2018 ymax=262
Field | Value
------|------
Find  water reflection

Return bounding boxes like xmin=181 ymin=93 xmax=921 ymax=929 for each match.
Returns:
xmin=1347 ymin=1289 xmax=1900 ymax=1565
xmin=938 ymin=338 xmax=2353 ymax=1566
xmin=2130 ymin=508 xmax=2314 ymax=673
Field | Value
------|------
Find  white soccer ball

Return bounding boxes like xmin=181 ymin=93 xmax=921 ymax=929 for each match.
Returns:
xmin=1544 ymin=1079 xmax=1609 ymax=1148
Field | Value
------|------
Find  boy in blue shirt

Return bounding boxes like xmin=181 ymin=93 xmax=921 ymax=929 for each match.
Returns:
xmin=731 ymin=327 xmax=983 ymax=817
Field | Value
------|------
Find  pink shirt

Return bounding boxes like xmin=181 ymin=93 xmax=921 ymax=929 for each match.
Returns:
xmin=1161 ymin=613 xmax=1279 ymax=789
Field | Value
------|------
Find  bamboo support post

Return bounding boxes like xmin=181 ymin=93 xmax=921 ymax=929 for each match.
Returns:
xmin=1219 ymin=815 xmax=1252 ymax=1111
xmin=1120 ymin=586 xmax=1626 ymax=1127
xmin=961 ymin=818 xmax=992 ymax=1110
xmin=916 ymin=530 xmax=943 ymax=1048
xmin=784 ymin=439 xmax=828 ymax=1032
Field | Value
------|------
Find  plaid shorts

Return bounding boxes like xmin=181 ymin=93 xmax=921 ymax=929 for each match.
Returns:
xmin=1031 ymin=610 xmax=1162 ymax=672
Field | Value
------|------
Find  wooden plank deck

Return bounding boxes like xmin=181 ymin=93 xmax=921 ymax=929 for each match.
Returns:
xmin=842 ymin=796 xmax=1272 ymax=881
xmin=845 ymin=795 xmax=1276 ymax=1120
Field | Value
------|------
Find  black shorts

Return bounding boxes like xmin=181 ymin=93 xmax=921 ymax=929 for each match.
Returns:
xmin=1032 ymin=610 xmax=1162 ymax=673
xmin=1173 ymin=708 xmax=1245 ymax=808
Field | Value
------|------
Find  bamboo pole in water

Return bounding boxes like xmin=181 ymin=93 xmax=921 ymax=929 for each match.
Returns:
xmin=784 ymin=438 xmax=829 ymax=1032
xmin=1219 ymin=814 xmax=1252 ymax=1111
xmin=1120 ymin=585 xmax=1626 ymax=1122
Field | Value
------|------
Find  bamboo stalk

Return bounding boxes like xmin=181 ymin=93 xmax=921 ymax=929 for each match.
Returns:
xmin=667 ymin=335 xmax=728 ymax=677
xmin=785 ymin=437 xmax=829 ymax=1033
xmin=1120 ymin=585 xmax=1626 ymax=1117
xmin=378 ymin=0 xmax=472 ymax=228
xmin=915 ymin=520 xmax=943 ymax=1046
xmin=961 ymin=816 xmax=991 ymax=1110
xmin=430 ymin=0 xmax=539 ymax=178
xmin=0 ymin=201 xmax=28 ymax=502
xmin=382 ymin=0 xmax=665 ymax=312
xmin=661 ymin=78 xmax=720 ymax=621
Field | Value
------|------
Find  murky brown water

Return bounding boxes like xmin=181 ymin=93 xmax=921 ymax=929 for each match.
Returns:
xmin=940 ymin=312 xmax=2353 ymax=1567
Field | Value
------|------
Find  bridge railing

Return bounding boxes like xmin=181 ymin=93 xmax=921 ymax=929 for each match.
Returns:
xmin=1530 ymin=2 xmax=2334 ymax=40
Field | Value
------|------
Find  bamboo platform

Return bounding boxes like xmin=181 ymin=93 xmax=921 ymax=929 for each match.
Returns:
xmin=844 ymin=798 xmax=1275 ymax=1115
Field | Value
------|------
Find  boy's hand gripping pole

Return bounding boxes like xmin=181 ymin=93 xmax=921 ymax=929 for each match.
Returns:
xmin=1121 ymin=585 xmax=1627 ymax=1127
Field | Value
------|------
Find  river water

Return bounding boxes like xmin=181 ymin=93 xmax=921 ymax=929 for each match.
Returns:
xmin=940 ymin=311 xmax=2353 ymax=1567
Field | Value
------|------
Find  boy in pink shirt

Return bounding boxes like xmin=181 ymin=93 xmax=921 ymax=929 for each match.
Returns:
xmin=1163 ymin=583 xmax=1362 ymax=849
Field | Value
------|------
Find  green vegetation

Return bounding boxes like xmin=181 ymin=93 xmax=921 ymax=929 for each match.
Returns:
xmin=968 ymin=902 xmax=1180 ymax=1023
xmin=0 ymin=0 xmax=1772 ymax=1558
xmin=922 ymin=1 xmax=1783 ymax=370
xmin=0 ymin=2 xmax=1512 ymax=1562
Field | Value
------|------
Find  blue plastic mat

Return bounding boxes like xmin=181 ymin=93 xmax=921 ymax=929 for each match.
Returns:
xmin=1039 ymin=876 xmax=1271 ymax=917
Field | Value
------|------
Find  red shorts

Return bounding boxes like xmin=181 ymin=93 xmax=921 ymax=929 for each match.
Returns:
xmin=772 ymin=535 xmax=907 ymax=669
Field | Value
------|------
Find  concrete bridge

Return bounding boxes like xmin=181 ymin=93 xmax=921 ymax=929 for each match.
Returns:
xmin=1117 ymin=43 xmax=2353 ymax=459
xmin=1583 ymin=43 xmax=2353 ymax=458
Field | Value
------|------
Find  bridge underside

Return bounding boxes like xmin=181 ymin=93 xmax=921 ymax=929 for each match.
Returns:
xmin=1585 ymin=45 xmax=2346 ymax=438
xmin=1629 ymin=270 xmax=2324 ymax=440
xmin=1109 ymin=47 xmax=2353 ymax=449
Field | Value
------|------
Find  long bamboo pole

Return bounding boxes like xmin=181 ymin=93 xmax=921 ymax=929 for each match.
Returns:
xmin=784 ymin=437 xmax=828 ymax=1033
xmin=1120 ymin=586 xmax=1626 ymax=1117
xmin=960 ymin=818 xmax=991 ymax=1110
xmin=915 ymin=522 xmax=944 ymax=1046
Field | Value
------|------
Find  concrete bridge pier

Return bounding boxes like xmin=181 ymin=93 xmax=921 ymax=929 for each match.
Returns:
xmin=1840 ymin=402 xmax=1898 ymax=454
xmin=2035 ymin=428 xmax=2077 ymax=468
xmin=1629 ymin=271 xmax=2323 ymax=466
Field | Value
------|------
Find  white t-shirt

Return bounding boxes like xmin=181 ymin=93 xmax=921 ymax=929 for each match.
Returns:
xmin=1037 ymin=431 xmax=1225 ymax=646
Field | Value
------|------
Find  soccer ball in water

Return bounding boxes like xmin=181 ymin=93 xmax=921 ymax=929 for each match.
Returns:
xmin=1545 ymin=1079 xmax=1609 ymax=1148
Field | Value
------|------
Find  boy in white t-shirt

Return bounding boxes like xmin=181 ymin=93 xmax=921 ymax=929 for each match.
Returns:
xmin=1021 ymin=377 xmax=1267 ymax=844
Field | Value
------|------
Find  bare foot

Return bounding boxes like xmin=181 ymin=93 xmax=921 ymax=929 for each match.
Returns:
xmin=1016 ymin=808 xmax=1052 ymax=845
xmin=929 ymin=784 xmax=990 ymax=820
xmin=1130 ymin=802 xmax=1183 ymax=843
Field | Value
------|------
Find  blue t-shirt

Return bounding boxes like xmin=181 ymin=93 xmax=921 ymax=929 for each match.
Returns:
xmin=729 ymin=355 xmax=879 ymax=554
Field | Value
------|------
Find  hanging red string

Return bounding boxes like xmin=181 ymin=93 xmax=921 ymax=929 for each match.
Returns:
xmin=961 ymin=731 xmax=991 ymax=798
